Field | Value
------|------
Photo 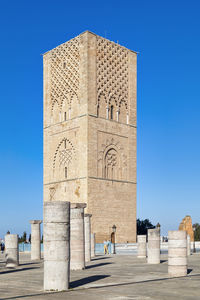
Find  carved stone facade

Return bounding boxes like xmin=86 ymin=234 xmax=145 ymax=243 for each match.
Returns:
xmin=43 ymin=31 xmax=137 ymax=243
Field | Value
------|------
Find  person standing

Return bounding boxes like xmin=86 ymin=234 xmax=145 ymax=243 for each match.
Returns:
xmin=104 ymin=240 xmax=108 ymax=254
xmin=1 ymin=241 xmax=5 ymax=253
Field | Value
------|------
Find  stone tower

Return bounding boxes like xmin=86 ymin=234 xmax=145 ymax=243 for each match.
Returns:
xmin=43 ymin=31 xmax=137 ymax=243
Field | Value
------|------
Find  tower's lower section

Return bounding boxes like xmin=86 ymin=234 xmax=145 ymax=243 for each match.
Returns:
xmin=88 ymin=178 xmax=136 ymax=243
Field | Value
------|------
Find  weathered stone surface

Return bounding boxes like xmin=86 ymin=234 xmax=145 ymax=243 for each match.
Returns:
xmin=91 ymin=233 xmax=96 ymax=258
xmin=84 ymin=214 xmax=92 ymax=263
xmin=29 ymin=220 xmax=42 ymax=260
xmin=168 ymin=230 xmax=187 ymax=277
xmin=147 ymin=228 xmax=160 ymax=264
xmin=43 ymin=31 xmax=137 ymax=243
xmin=5 ymin=234 xmax=19 ymax=268
xmin=187 ymin=234 xmax=191 ymax=256
xmin=70 ymin=203 xmax=86 ymax=270
xmin=137 ymin=235 xmax=147 ymax=258
xmin=179 ymin=215 xmax=194 ymax=241
xmin=43 ymin=201 xmax=70 ymax=291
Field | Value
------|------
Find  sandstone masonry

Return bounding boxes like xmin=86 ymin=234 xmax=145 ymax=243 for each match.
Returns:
xmin=43 ymin=31 xmax=137 ymax=243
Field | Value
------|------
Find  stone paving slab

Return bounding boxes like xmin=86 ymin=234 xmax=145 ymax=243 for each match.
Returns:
xmin=0 ymin=253 xmax=200 ymax=299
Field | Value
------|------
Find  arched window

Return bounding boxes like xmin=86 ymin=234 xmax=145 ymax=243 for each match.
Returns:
xmin=104 ymin=148 xmax=119 ymax=180
xmin=51 ymin=101 xmax=60 ymax=124
xmin=119 ymin=100 xmax=127 ymax=123
xmin=61 ymin=96 xmax=69 ymax=122
xmin=97 ymin=94 xmax=106 ymax=118
xmin=110 ymin=105 xmax=114 ymax=120
xmin=109 ymin=97 xmax=116 ymax=121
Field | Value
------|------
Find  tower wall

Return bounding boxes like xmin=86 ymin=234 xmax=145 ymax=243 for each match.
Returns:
xmin=43 ymin=34 xmax=88 ymax=206
xmin=43 ymin=31 xmax=137 ymax=243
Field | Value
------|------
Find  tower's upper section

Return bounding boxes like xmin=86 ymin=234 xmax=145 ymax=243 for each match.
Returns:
xmin=43 ymin=31 xmax=137 ymax=128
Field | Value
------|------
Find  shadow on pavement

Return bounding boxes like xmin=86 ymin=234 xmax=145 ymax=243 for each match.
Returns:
xmin=1 ymin=274 xmax=200 ymax=299
xmin=86 ymin=262 xmax=112 ymax=269
xmin=92 ymin=256 xmax=111 ymax=261
xmin=70 ymin=275 xmax=110 ymax=288
xmin=88 ymin=273 xmax=200 ymax=290
xmin=0 ymin=267 xmax=40 ymax=275
xmin=20 ymin=262 xmax=41 ymax=266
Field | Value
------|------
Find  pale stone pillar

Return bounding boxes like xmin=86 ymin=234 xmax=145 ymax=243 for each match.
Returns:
xmin=43 ymin=201 xmax=70 ymax=291
xmin=191 ymin=241 xmax=194 ymax=252
xmin=137 ymin=235 xmax=147 ymax=258
xmin=84 ymin=214 xmax=92 ymax=263
xmin=168 ymin=230 xmax=187 ymax=277
xmin=147 ymin=228 xmax=160 ymax=264
xmin=70 ymin=203 xmax=86 ymax=270
xmin=116 ymin=110 xmax=119 ymax=122
xmin=126 ymin=113 xmax=129 ymax=124
xmin=106 ymin=106 xmax=109 ymax=119
xmin=91 ymin=233 xmax=96 ymax=258
xmin=187 ymin=234 xmax=191 ymax=256
xmin=5 ymin=234 xmax=19 ymax=268
xmin=29 ymin=220 xmax=42 ymax=260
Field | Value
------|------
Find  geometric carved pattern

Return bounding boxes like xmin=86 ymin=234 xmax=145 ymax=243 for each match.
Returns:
xmin=98 ymin=137 xmax=127 ymax=180
xmin=50 ymin=36 xmax=80 ymax=111
xmin=53 ymin=138 xmax=75 ymax=169
xmin=59 ymin=149 xmax=72 ymax=166
xmin=105 ymin=149 xmax=117 ymax=167
xmin=105 ymin=148 xmax=118 ymax=180
xmin=96 ymin=37 xmax=129 ymax=109
xmin=49 ymin=187 xmax=56 ymax=201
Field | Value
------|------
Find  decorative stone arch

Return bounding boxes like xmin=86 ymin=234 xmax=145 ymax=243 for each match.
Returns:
xmin=119 ymin=98 xmax=128 ymax=124
xmin=98 ymin=137 xmax=127 ymax=180
xmin=102 ymin=144 xmax=122 ymax=180
xmin=108 ymin=93 xmax=118 ymax=106
xmin=53 ymin=138 xmax=76 ymax=180
xmin=97 ymin=92 xmax=107 ymax=118
xmin=60 ymin=94 xmax=70 ymax=121
xmin=70 ymin=92 xmax=79 ymax=119
xmin=51 ymin=100 xmax=61 ymax=124
xmin=108 ymin=94 xmax=118 ymax=121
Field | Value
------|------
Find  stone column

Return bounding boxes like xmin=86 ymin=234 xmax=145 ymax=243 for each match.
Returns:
xmin=147 ymin=228 xmax=160 ymax=264
xmin=5 ymin=234 xmax=19 ymax=268
xmin=70 ymin=203 xmax=86 ymax=270
xmin=43 ymin=201 xmax=70 ymax=291
xmin=29 ymin=220 xmax=42 ymax=260
xmin=187 ymin=234 xmax=191 ymax=256
xmin=191 ymin=241 xmax=194 ymax=253
xmin=84 ymin=214 xmax=92 ymax=263
xmin=137 ymin=235 xmax=147 ymax=258
xmin=168 ymin=230 xmax=187 ymax=277
xmin=91 ymin=233 xmax=96 ymax=258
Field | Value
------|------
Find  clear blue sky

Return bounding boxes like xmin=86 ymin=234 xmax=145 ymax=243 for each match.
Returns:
xmin=0 ymin=0 xmax=200 ymax=238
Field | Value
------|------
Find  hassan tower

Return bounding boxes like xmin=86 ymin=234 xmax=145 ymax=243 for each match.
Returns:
xmin=43 ymin=31 xmax=137 ymax=243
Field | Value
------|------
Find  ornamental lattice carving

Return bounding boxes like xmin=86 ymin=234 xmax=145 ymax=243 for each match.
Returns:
xmin=50 ymin=36 xmax=80 ymax=112
xmin=53 ymin=138 xmax=75 ymax=170
xmin=59 ymin=149 xmax=73 ymax=166
xmin=49 ymin=187 xmax=56 ymax=201
xmin=96 ymin=37 xmax=129 ymax=110
xmin=105 ymin=149 xmax=118 ymax=167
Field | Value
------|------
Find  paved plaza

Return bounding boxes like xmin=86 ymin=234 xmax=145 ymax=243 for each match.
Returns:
xmin=0 ymin=252 xmax=200 ymax=299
